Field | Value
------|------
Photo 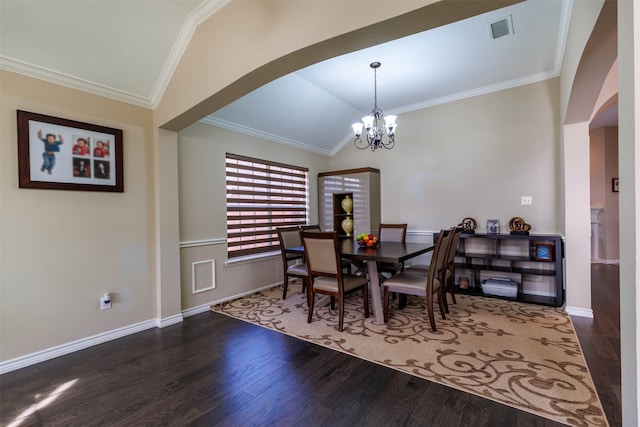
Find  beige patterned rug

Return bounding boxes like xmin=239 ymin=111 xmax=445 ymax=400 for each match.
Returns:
xmin=211 ymin=285 xmax=608 ymax=426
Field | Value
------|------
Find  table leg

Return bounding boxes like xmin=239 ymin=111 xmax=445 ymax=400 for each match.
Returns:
xmin=367 ymin=260 xmax=385 ymax=324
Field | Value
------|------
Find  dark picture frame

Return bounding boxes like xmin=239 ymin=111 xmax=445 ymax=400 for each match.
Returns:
xmin=612 ymin=177 xmax=619 ymax=192
xmin=17 ymin=110 xmax=123 ymax=192
xmin=534 ymin=243 xmax=553 ymax=261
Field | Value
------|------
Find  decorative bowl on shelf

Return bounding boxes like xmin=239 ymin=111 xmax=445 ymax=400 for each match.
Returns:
xmin=356 ymin=233 xmax=378 ymax=248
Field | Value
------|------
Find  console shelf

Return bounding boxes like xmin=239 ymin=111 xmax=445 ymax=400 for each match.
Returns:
xmin=451 ymin=233 xmax=564 ymax=307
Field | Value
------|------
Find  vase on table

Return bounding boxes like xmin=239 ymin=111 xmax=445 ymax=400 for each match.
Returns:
xmin=341 ymin=216 xmax=353 ymax=237
xmin=341 ymin=195 xmax=353 ymax=214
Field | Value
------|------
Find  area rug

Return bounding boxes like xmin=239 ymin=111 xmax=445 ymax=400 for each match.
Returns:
xmin=211 ymin=285 xmax=608 ymax=426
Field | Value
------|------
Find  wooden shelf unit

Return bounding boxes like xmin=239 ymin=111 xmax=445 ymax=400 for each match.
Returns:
xmin=331 ymin=192 xmax=353 ymax=239
xmin=318 ymin=168 xmax=380 ymax=239
xmin=451 ymin=233 xmax=564 ymax=307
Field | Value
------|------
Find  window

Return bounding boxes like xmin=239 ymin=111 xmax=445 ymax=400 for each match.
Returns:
xmin=226 ymin=153 xmax=309 ymax=259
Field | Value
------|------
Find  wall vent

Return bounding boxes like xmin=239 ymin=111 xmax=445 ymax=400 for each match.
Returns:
xmin=192 ymin=258 xmax=216 ymax=294
xmin=488 ymin=15 xmax=514 ymax=39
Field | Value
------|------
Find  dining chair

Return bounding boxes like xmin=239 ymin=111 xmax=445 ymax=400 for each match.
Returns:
xmin=382 ymin=228 xmax=453 ymax=332
xmin=302 ymin=231 xmax=370 ymax=332
xmin=300 ymin=224 xmax=353 ymax=274
xmin=441 ymin=226 xmax=464 ymax=309
xmin=277 ymin=226 xmax=309 ymax=300
xmin=378 ymin=223 xmax=408 ymax=277
xmin=406 ymin=226 xmax=462 ymax=312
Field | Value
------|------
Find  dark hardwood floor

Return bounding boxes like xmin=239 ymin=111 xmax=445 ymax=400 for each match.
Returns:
xmin=1 ymin=265 xmax=620 ymax=427
xmin=571 ymin=263 xmax=621 ymax=427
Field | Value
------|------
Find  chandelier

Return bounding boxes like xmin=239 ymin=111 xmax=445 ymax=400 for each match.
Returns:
xmin=351 ymin=62 xmax=397 ymax=151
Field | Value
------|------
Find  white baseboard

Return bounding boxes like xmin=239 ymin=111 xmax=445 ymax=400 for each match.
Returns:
xmin=184 ymin=282 xmax=283 ymax=318
xmin=156 ymin=314 xmax=184 ymax=328
xmin=591 ymin=258 xmax=620 ymax=265
xmin=0 ymin=319 xmax=157 ymax=375
xmin=0 ymin=283 xmax=282 ymax=375
xmin=565 ymin=306 xmax=594 ymax=318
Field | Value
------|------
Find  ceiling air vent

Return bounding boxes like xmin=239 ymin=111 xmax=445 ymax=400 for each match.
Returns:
xmin=488 ymin=15 xmax=513 ymax=39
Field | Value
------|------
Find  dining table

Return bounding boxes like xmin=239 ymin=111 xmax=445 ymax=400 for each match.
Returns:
xmin=286 ymin=238 xmax=434 ymax=324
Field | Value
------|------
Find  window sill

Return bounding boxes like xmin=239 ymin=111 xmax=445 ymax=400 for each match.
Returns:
xmin=225 ymin=251 xmax=280 ymax=267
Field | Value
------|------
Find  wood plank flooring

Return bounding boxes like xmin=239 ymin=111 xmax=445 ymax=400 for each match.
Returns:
xmin=571 ymin=263 xmax=621 ymax=427
xmin=1 ymin=265 xmax=621 ymax=427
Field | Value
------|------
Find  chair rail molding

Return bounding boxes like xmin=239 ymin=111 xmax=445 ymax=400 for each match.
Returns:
xmin=180 ymin=237 xmax=226 ymax=248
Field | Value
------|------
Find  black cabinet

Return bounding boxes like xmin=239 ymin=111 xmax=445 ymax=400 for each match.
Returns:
xmin=451 ymin=233 xmax=564 ymax=307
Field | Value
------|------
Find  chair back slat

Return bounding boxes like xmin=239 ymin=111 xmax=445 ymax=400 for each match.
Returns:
xmin=445 ymin=226 xmax=463 ymax=267
xmin=302 ymin=231 xmax=339 ymax=276
xmin=378 ymin=223 xmax=407 ymax=242
xmin=277 ymin=225 xmax=308 ymax=299
xmin=279 ymin=227 xmax=301 ymax=249
xmin=277 ymin=226 xmax=303 ymax=264
xmin=302 ymin=230 xmax=369 ymax=331
xmin=428 ymin=228 xmax=453 ymax=285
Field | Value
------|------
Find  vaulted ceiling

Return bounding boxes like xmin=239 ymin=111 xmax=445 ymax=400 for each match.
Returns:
xmin=0 ymin=0 xmax=615 ymax=156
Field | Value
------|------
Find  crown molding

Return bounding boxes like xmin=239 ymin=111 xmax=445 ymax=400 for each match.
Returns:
xmin=149 ymin=0 xmax=232 ymax=108
xmin=1 ymin=0 xmax=232 ymax=110
xmin=395 ymin=70 xmax=560 ymax=116
xmin=200 ymin=116 xmax=332 ymax=156
xmin=0 ymin=56 xmax=152 ymax=108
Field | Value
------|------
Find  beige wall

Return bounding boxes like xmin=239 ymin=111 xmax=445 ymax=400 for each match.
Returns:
xmin=559 ymin=0 xmax=611 ymax=317
xmin=590 ymin=126 xmax=619 ymax=262
xmin=617 ymin=0 xmax=640 ymax=422
xmin=329 ymin=79 xmax=561 ymax=234
xmin=0 ymin=70 xmax=156 ymax=361
xmin=177 ymin=122 xmax=330 ymax=309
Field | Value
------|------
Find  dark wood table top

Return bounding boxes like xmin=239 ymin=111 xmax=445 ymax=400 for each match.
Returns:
xmin=286 ymin=240 xmax=434 ymax=264
xmin=339 ymin=239 xmax=434 ymax=263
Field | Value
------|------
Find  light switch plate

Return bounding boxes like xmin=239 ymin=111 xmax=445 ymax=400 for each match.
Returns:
xmin=521 ymin=196 xmax=532 ymax=205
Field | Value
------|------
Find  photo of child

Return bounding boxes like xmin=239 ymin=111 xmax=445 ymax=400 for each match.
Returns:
xmin=37 ymin=129 xmax=63 ymax=175
xmin=72 ymin=136 xmax=90 ymax=156
xmin=93 ymin=140 xmax=109 ymax=158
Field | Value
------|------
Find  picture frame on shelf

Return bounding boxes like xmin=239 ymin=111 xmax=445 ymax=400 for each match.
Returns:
xmin=612 ymin=177 xmax=619 ymax=192
xmin=17 ymin=110 xmax=124 ymax=192
xmin=458 ymin=276 xmax=469 ymax=289
xmin=534 ymin=243 xmax=553 ymax=261
xmin=487 ymin=219 xmax=500 ymax=234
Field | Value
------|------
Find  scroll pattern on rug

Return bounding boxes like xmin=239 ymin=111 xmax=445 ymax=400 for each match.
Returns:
xmin=211 ymin=286 xmax=608 ymax=427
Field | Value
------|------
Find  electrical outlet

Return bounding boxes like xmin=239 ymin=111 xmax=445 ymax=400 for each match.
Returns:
xmin=100 ymin=293 xmax=112 ymax=310
xmin=521 ymin=196 xmax=532 ymax=205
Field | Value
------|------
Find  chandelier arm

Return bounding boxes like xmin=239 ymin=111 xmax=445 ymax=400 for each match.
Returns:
xmin=380 ymin=138 xmax=395 ymax=149
xmin=353 ymin=136 xmax=371 ymax=150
